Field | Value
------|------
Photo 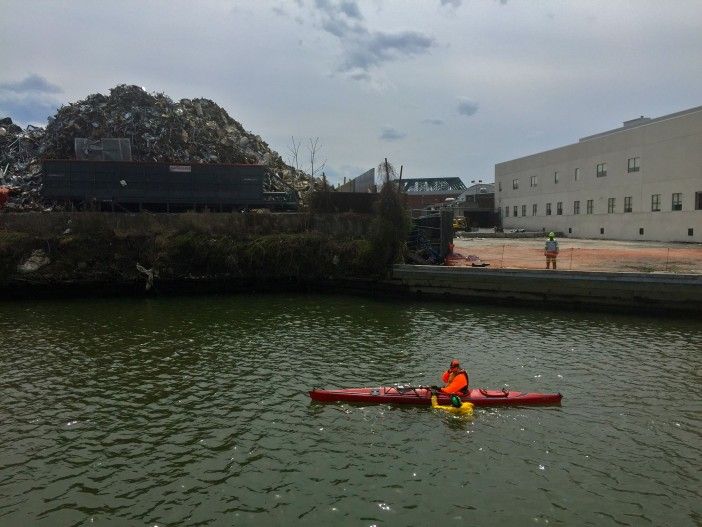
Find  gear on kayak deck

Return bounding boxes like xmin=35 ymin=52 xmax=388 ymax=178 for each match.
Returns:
xmin=430 ymin=395 xmax=474 ymax=416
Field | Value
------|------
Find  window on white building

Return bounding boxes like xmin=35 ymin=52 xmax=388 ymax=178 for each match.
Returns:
xmin=597 ymin=163 xmax=607 ymax=177
xmin=498 ymin=182 xmax=502 ymax=192
xmin=546 ymin=203 xmax=552 ymax=215
xmin=521 ymin=205 xmax=526 ymax=217
xmin=696 ymin=191 xmax=702 ymax=210
xmin=532 ymin=204 xmax=537 ymax=216
xmin=557 ymin=202 xmax=563 ymax=215
xmin=554 ymin=171 xmax=559 ymax=184
xmin=624 ymin=196 xmax=632 ymax=213
xmin=530 ymin=175 xmax=538 ymax=187
xmin=672 ymin=193 xmax=682 ymax=211
xmin=513 ymin=205 xmax=518 ymax=217
xmin=505 ymin=206 xmax=509 ymax=217
xmin=608 ymin=198 xmax=616 ymax=213
xmin=651 ymin=194 xmax=660 ymax=212
xmin=627 ymin=157 xmax=640 ymax=173
xmin=573 ymin=200 xmax=580 ymax=215
xmin=586 ymin=199 xmax=594 ymax=214
xmin=574 ymin=168 xmax=580 ymax=181
xmin=512 ymin=179 xmax=519 ymax=190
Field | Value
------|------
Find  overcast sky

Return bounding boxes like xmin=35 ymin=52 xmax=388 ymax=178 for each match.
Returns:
xmin=1 ymin=0 xmax=701 ymax=184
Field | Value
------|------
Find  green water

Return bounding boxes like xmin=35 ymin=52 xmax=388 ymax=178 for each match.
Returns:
xmin=0 ymin=294 xmax=700 ymax=526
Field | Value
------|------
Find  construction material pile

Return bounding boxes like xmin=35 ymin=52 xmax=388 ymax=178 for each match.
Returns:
xmin=0 ymin=118 xmax=45 ymax=210
xmin=1 ymin=84 xmax=316 ymax=210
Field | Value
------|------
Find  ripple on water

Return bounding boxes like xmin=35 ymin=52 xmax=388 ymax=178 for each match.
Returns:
xmin=0 ymin=295 xmax=700 ymax=526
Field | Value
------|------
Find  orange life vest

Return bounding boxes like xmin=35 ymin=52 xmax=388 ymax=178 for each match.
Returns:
xmin=441 ymin=369 xmax=469 ymax=394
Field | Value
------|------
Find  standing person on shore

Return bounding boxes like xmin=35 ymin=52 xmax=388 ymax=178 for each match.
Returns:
xmin=545 ymin=231 xmax=559 ymax=269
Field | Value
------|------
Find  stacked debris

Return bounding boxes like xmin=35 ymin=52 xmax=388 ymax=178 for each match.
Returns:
xmin=1 ymin=84 xmax=318 ymax=210
xmin=0 ymin=117 xmax=45 ymax=210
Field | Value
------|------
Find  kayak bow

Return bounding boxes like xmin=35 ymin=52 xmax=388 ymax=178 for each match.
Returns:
xmin=309 ymin=385 xmax=562 ymax=407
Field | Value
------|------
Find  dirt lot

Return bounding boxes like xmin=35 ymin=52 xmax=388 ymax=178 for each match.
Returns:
xmin=452 ymin=236 xmax=702 ymax=274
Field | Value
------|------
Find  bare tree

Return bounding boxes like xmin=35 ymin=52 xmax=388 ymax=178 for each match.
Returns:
xmin=287 ymin=136 xmax=326 ymax=179
xmin=287 ymin=136 xmax=302 ymax=172
xmin=307 ymin=137 xmax=326 ymax=178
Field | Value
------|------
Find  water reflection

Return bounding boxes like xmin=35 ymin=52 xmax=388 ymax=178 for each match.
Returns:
xmin=0 ymin=294 xmax=700 ymax=526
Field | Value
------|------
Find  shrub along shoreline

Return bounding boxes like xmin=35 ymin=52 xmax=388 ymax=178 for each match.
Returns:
xmin=0 ymin=184 xmax=411 ymax=298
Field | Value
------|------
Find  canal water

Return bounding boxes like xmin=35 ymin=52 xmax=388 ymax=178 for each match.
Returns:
xmin=0 ymin=294 xmax=700 ymax=526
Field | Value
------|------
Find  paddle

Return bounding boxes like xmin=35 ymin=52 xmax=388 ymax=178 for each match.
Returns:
xmin=394 ymin=384 xmax=441 ymax=395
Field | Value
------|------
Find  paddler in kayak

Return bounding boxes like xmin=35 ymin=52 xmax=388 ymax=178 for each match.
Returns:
xmin=440 ymin=359 xmax=470 ymax=394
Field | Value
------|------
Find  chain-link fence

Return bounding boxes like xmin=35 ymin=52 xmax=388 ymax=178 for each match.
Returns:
xmin=450 ymin=241 xmax=702 ymax=274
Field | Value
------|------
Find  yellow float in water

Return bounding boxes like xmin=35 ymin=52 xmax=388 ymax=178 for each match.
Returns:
xmin=431 ymin=395 xmax=474 ymax=416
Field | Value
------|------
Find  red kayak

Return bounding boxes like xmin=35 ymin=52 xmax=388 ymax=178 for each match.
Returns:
xmin=309 ymin=385 xmax=562 ymax=407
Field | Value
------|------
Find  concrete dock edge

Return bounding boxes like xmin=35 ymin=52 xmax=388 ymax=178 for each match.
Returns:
xmin=389 ymin=264 xmax=702 ymax=315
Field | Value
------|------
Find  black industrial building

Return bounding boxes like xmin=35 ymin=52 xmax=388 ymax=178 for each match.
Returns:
xmin=42 ymin=159 xmax=297 ymax=212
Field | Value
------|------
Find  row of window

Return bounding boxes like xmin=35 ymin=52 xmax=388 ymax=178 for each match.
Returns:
xmin=566 ymin=227 xmax=695 ymax=237
xmin=502 ymin=156 xmax=641 ymax=191
xmin=504 ymin=192 xmax=701 ymax=217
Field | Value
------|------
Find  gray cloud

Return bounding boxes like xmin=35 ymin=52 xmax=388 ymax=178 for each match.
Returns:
xmin=440 ymin=0 xmax=462 ymax=7
xmin=0 ymin=74 xmax=63 ymax=125
xmin=314 ymin=0 xmax=364 ymax=37
xmin=337 ymin=0 xmax=363 ymax=20
xmin=0 ymin=74 xmax=62 ymax=94
xmin=320 ymin=16 xmax=361 ymax=38
xmin=348 ymin=70 xmax=370 ymax=82
xmin=457 ymin=98 xmax=479 ymax=116
xmin=423 ymin=118 xmax=444 ymax=125
xmin=380 ymin=127 xmax=406 ymax=141
xmin=340 ymin=31 xmax=434 ymax=73
xmin=310 ymin=0 xmax=434 ymax=78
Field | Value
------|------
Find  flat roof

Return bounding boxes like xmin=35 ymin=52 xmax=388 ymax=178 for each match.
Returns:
xmin=579 ymin=104 xmax=702 ymax=142
xmin=496 ymin=104 xmax=702 ymax=168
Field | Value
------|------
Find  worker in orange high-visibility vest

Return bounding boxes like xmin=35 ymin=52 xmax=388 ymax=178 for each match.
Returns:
xmin=544 ymin=231 xmax=559 ymax=270
xmin=440 ymin=359 xmax=470 ymax=394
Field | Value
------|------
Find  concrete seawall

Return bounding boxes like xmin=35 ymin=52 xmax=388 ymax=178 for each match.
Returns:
xmin=389 ymin=264 xmax=702 ymax=315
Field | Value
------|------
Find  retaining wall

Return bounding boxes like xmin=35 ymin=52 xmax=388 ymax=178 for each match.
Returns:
xmin=390 ymin=264 xmax=702 ymax=315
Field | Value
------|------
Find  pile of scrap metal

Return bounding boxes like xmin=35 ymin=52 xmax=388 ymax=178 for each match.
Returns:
xmin=406 ymin=211 xmax=454 ymax=265
xmin=406 ymin=227 xmax=442 ymax=264
xmin=0 ymin=117 xmax=45 ymax=210
xmin=1 ymin=84 xmax=318 ymax=211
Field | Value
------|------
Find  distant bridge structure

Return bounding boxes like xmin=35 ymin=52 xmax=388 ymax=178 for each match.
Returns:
xmin=398 ymin=177 xmax=467 ymax=211
xmin=398 ymin=177 xmax=467 ymax=194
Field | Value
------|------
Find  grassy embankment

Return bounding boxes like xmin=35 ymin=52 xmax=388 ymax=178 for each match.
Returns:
xmin=0 ymin=186 xmax=410 ymax=292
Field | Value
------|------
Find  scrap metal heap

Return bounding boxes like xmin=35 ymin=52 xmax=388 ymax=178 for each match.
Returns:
xmin=0 ymin=117 xmax=45 ymax=209
xmin=0 ymin=84 xmax=317 ymax=210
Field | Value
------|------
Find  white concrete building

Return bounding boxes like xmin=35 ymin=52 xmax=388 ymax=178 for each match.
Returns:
xmin=495 ymin=106 xmax=702 ymax=242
